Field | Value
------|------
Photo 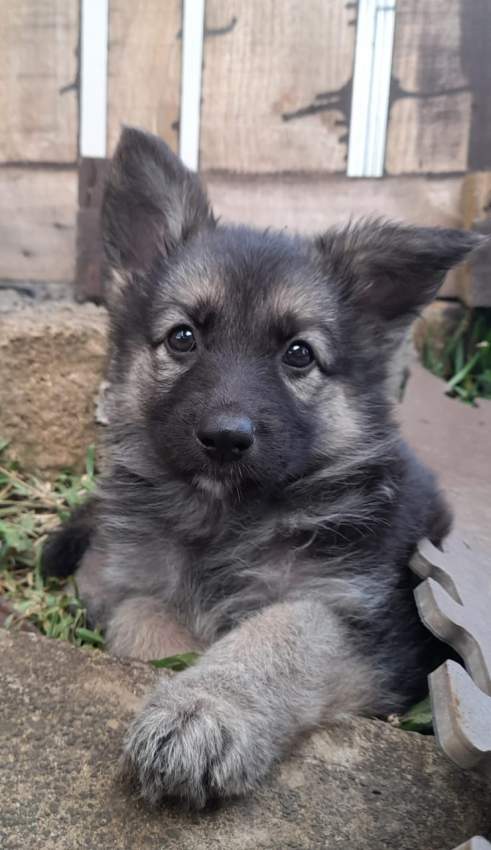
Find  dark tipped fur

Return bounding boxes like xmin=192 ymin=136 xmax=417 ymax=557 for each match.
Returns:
xmin=42 ymin=128 xmax=482 ymax=807
xmin=42 ymin=500 xmax=96 ymax=579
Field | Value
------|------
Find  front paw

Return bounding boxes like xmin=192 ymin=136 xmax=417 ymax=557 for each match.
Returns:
xmin=122 ymin=680 xmax=272 ymax=808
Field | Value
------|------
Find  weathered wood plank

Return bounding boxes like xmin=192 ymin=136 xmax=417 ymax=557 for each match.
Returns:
xmin=200 ymin=0 xmax=356 ymax=173
xmin=107 ymin=0 xmax=181 ymax=156
xmin=0 ymin=0 xmax=78 ymax=163
xmin=71 ymin=166 xmax=469 ymax=303
xmin=76 ymin=158 xmax=112 ymax=302
xmin=459 ymin=0 xmax=491 ymax=171
xmin=206 ymin=173 xmax=464 ymax=297
xmin=0 ymin=168 xmax=76 ymax=282
xmin=386 ymin=93 xmax=471 ymax=175
xmin=457 ymin=172 xmax=491 ymax=307
xmin=206 ymin=173 xmax=464 ymax=234
xmin=462 ymin=173 xmax=491 ymax=231
xmin=71 ymin=171 xmax=466 ymax=302
xmin=386 ymin=0 xmax=472 ymax=175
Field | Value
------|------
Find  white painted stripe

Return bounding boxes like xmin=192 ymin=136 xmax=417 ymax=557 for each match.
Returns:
xmin=347 ymin=0 xmax=396 ymax=178
xmin=180 ymin=0 xmax=206 ymax=170
xmin=80 ymin=0 xmax=109 ymax=158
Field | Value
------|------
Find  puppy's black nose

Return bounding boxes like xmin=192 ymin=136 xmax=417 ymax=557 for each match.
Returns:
xmin=197 ymin=414 xmax=254 ymax=461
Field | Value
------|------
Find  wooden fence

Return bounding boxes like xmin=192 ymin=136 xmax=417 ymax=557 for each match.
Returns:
xmin=0 ymin=0 xmax=490 ymax=303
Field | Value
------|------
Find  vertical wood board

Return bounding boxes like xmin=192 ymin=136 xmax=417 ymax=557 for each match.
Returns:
xmin=458 ymin=0 xmax=491 ymax=171
xmin=75 ymin=158 xmax=112 ymax=302
xmin=387 ymin=93 xmax=472 ymax=175
xmin=200 ymin=0 xmax=356 ymax=173
xmin=386 ymin=0 xmax=472 ymax=174
xmin=107 ymin=0 xmax=182 ymax=155
xmin=0 ymin=0 xmax=78 ymax=163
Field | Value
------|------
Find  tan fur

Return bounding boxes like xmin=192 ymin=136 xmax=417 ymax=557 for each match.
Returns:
xmin=268 ymin=275 xmax=333 ymax=323
xmin=286 ymin=371 xmax=362 ymax=451
xmin=317 ymin=382 xmax=363 ymax=451
xmin=106 ymin=596 xmax=200 ymax=661
xmin=107 ymin=267 xmax=131 ymax=301
xmin=76 ymin=548 xmax=107 ymax=617
xmin=169 ymin=260 xmax=225 ymax=307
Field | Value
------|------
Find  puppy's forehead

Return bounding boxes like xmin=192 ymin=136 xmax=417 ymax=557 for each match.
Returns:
xmin=266 ymin=274 xmax=332 ymax=322
xmin=163 ymin=254 xmax=226 ymax=308
xmin=160 ymin=230 xmax=331 ymax=324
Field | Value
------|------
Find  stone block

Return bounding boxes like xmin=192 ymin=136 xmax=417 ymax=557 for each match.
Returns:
xmin=0 ymin=304 xmax=107 ymax=472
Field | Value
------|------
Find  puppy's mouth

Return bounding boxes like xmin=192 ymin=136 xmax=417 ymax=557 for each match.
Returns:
xmin=191 ymin=454 xmax=255 ymax=498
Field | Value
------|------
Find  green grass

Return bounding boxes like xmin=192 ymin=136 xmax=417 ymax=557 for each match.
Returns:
xmin=0 ymin=441 xmax=104 ymax=647
xmin=150 ymin=652 xmax=200 ymax=671
xmin=422 ymin=307 xmax=491 ymax=404
xmin=397 ymin=696 xmax=433 ymax=734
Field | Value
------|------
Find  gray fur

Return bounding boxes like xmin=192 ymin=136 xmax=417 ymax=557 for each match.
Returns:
xmin=122 ymin=600 xmax=383 ymax=808
xmin=42 ymin=127 xmax=483 ymax=809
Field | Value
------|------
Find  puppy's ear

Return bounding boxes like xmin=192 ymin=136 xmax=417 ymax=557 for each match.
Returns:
xmin=316 ymin=219 xmax=483 ymax=322
xmin=102 ymin=127 xmax=214 ymax=278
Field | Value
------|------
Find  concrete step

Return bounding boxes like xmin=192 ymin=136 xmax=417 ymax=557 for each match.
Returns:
xmin=1 ymin=629 xmax=490 ymax=850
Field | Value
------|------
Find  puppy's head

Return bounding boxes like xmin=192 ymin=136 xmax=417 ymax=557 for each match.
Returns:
xmin=102 ymin=128 xmax=481 ymax=494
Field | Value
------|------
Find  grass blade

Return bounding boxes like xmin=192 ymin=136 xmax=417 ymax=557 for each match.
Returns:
xmin=150 ymin=652 xmax=200 ymax=671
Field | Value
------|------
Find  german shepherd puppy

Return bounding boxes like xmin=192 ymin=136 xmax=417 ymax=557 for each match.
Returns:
xmin=43 ymin=127 xmax=480 ymax=808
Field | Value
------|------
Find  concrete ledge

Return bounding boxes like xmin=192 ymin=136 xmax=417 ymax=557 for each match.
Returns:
xmin=1 ymin=629 xmax=490 ymax=849
xmin=399 ymin=362 xmax=491 ymax=552
xmin=0 ymin=304 xmax=107 ymax=472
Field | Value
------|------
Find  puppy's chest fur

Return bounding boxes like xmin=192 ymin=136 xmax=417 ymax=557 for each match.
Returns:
xmin=100 ymin=486 xmax=397 ymax=646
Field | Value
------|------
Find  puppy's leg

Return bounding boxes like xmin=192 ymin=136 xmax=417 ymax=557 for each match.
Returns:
xmin=75 ymin=550 xmax=199 ymax=661
xmin=123 ymin=599 xmax=390 ymax=807
xmin=107 ymin=596 xmax=200 ymax=661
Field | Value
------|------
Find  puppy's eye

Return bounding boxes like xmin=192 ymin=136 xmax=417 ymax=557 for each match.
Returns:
xmin=167 ymin=325 xmax=196 ymax=353
xmin=283 ymin=340 xmax=314 ymax=369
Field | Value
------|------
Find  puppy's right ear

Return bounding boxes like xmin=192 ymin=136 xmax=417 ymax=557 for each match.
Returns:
xmin=102 ymin=127 xmax=214 ymax=281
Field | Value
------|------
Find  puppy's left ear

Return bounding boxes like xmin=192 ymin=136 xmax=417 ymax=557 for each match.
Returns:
xmin=316 ymin=219 xmax=483 ymax=322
